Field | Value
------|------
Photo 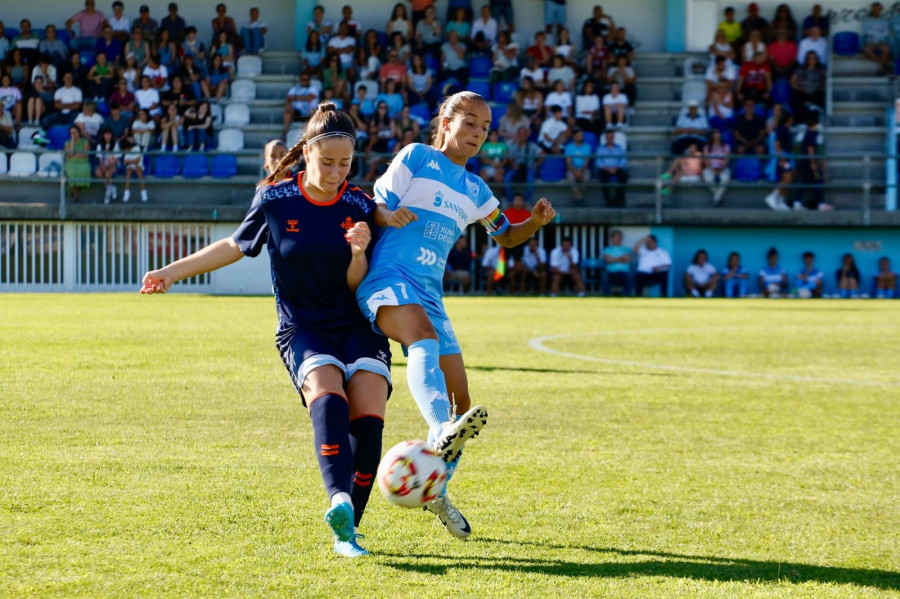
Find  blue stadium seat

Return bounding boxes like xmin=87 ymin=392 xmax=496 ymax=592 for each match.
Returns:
xmin=375 ymin=31 xmax=388 ymax=48
xmin=489 ymin=103 xmax=507 ymax=130
xmin=492 ymin=81 xmax=518 ymax=104
xmin=539 ymin=157 xmax=567 ymax=182
xmin=465 ymin=157 xmax=479 ymax=173
xmin=582 ymin=131 xmax=598 ymax=149
xmin=182 ymin=154 xmax=209 ymax=178
xmin=4 ymin=28 xmax=20 ymax=40
xmin=470 ymin=55 xmax=492 ymax=79
xmin=75 ymin=37 xmax=96 ymax=52
xmin=771 ymin=77 xmax=792 ymax=105
xmin=833 ymin=31 xmax=860 ymax=56
xmin=211 ymin=154 xmax=237 ymax=179
xmin=153 ymin=155 xmax=180 ymax=178
xmin=56 ymin=29 xmax=71 ymax=46
xmin=80 ymin=51 xmax=96 ymax=69
xmin=424 ymin=53 xmax=439 ymax=73
xmin=733 ymin=158 xmax=761 ymax=182
xmin=48 ymin=125 xmax=71 ymax=150
xmin=409 ymin=103 xmax=431 ymax=123
xmin=96 ymin=100 xmax=110 ymax=117
xmin=468 ymin=79 xmax=490 ymax=99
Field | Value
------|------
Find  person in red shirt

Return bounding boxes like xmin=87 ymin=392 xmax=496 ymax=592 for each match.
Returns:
xmin=504 ymin=193 xmax=533 ymax=292
xmin=768 ymin=28 xmax=797 ymax=79
xmin=737 ymin=51 xmax=772 ymax=104
xmin=378 ymin=50 xmax=408 ymax=91
xmin=527 ymin=31 xmax=554 ymax=68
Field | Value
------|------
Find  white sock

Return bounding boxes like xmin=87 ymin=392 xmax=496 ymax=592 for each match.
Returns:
xmin=331 ymin=491 xmax=352 ymax=507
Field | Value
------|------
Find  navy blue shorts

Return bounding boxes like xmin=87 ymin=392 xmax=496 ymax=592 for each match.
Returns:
xmin=278 ymin=323 xmax=392 ymax=406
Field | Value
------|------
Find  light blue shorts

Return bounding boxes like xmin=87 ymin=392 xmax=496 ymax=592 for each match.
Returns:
xmin=357 ymin=272 xmax=462 ymax=356
xmin=544 ymin=1 xmax=566 ymax=26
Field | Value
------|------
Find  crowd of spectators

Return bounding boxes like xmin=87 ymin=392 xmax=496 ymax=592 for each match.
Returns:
xmin=0 ymin=1 xmax=268 ymax=201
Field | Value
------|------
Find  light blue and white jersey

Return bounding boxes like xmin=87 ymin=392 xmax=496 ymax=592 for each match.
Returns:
xmin=369 ymin=143 xmax=509 ymax=304
xmin=759 ymin=265 xmax=786 ymax=285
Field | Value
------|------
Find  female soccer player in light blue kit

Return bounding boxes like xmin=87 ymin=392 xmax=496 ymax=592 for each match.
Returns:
xmin=357 ymin=91 xmax=557 ymax=537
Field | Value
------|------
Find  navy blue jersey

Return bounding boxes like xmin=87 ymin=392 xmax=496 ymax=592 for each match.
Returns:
xmin=232 ymin=173 xmax=377 ymax=346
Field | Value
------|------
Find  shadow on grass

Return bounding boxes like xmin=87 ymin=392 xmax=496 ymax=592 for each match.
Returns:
xmin=393 ymin=362 xmax=677 ymax=377
xmin=377 ymin=539 xmax=900 ymax=590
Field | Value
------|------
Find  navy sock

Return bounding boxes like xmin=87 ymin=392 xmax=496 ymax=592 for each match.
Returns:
xmin=348 ymin=415 xmax=384 ymax=527
xmin=308 ymin=393 xmax=352 ymax=499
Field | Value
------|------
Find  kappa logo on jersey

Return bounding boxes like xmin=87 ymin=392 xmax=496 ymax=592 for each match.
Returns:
xmin=415 ymin=247 xmax=438 ymax=266
xmin=432 ymin=191 xmax=443 ymax=208
xmin=367 ymin=286 xmax=399 ymax=315
xmin=286 ymin=219 xmax=300 ymax=232
xmin=340 ymin=217 xmax=355 ymax=231
xmin=426 ymin=159 xmax=441 ymax=172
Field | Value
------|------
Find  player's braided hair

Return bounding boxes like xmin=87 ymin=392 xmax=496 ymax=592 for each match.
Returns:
xmin=262 ymin=101 xmax=356 ymax=186
xmin=430 ymin=91 xmax=488 ymax=150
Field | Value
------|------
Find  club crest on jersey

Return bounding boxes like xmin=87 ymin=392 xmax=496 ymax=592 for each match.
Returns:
xmin=426 ymin=159 xmax=441 ymax=172
xmin=286 ymin=219 xmax=300 ymax=232
xmin=340 ymin=217 xmax=355 ymax=231
xmin=433 ymin=191 xmax=443 ymax=208
xmin=467 ymin=180 xmax=480 ymax=197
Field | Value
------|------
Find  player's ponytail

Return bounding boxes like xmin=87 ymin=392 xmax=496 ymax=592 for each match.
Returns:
xmin=431 ymin=91 xmax=488 ymax=150
xmin=261 ymin=101 xmax=356 ymax=186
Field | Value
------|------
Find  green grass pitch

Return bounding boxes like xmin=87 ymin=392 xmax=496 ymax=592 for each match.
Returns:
xmin=2 ymin=294 xmax=899 ymax=598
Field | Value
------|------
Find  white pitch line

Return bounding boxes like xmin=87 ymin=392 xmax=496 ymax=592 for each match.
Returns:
xmin=529 ymin=333 xmax=900 ymax=388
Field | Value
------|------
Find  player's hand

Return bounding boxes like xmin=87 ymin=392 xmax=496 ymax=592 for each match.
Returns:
xmin=140 ymin=269 xmax=175 ymax=294
xmin=386 ymin=207 xmax=417 ymax=228
xmin=531 ymin=198 xmax=557 ymax=226
xmin=346 ymin=222 xmax=371 ymax=256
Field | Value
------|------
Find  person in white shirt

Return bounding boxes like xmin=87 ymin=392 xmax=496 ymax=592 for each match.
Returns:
xmin=306 ymin=5 xmax=333 ymax=42
xmin=471 ymin=5 xmax=499 ymax=47
xmin=796 ymin=26 xmax=827 ymax=64
xmin=684 ymin=249 xmax=719 ymax=297
xmin=282 ymin=72 xmax=320 ymax=137
xmin=49 ymin=72 xmax=83 ymax=127
xmin=133 ymin=75 xmax=161 ymax=118
xmin=545 ymin=79 xmax=573 ymax=121
xmin=602 ymin=82 xmax=629 ymax=128
xmin=672 ymin=100 xmax=710 ymax=155
xmin=549 ymin=237 xmax=586 ymax=297
xmin=74 ymin=101 xmax=105 ymax=144
xmin=520 ymin=57 xmax=547 ymax=90
xmin=481 ymin=243 xmax=503 ymax=294
xmin=327 ymin=22 xmax=357 ymax=72
xmin=108 ymin=1 xmax=131 ymax=41
xmin=634 ymin=235 xmax=672 ymax=297
xmin=517 ymin=237 xmax=548 ymax=294
xmin=538 ymin=104 xmax=570 ymax=152
xmin=241 ymin=7 xmax=268 ymax=54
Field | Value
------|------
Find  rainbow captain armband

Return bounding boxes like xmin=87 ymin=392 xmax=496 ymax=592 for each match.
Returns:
xmin=480 ymin=208 xmax=510 ymax=237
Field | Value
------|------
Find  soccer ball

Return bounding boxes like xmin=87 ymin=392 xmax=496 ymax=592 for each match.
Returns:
xmin=376 ymin=440 xmax=447 ymax=508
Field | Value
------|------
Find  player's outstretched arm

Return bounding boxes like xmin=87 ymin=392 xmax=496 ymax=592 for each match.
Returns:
xmin=374 ymin=204 xmax=418 ymax=229
xmin=140 ymin=238 xmax=244 ymax=294
xmin=495 ymin=198 xmax=557 ymax=248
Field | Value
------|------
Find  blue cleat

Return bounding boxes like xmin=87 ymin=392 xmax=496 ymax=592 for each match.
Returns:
xmin=333 ymin=534 xmax=370 ymax=558
xmin=324 ymin=501 xmax=355 ymax=543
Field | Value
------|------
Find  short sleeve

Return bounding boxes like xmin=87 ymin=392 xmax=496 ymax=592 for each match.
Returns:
xmin=232 ymin=190 xmax=268 ymax=257
xmin=373 ymin=143 xmax=421 ymax=209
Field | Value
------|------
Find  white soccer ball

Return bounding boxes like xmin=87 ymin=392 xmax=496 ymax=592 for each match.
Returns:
xmin=377 ymin=440 xmax=447 ymax=508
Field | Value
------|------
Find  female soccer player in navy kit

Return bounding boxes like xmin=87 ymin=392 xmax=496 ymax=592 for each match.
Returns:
xmin=357 ymin=91 xmax=557 ymax=537
xmin=141 ymin=104 xmax=388 ymax=558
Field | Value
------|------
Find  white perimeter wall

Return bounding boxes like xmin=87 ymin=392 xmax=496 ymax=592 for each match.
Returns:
xmin=209 ymin=223 xmax=274 ymax=295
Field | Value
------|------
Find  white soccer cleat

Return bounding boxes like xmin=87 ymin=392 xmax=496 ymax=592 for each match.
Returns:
xmin=424 ymin=494 xmax=471 ymax=538
xmin=432 ymin=405 xmax=488 ymax=464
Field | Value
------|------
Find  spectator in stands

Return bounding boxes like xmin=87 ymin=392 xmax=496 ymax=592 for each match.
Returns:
xmin=586 ymin=35 xmax=610 ymax=86
xmin=0 ymin=73 xmax=22 ymax=127
xmin=445 ymin=7 xmax=471 ymax=43
xmin=709 ymin=29 xmax=736 ymax=63
xmin=738 ymin=51 xmax=772 ymax=103
xmin=159 ymin=102 xmax=183 ymax=151
xmin=94 ymin=26 xmax=123 ymax=67
xmin=59 ymin=50 xmax=87 ymax=91
xmin=387 ymin=3 xmax=413 ymax=40
xmin=125 ymin=27 xmax=150 ymax=69
xmin=74 ymin=100 xmax=104 ymax=144
xmin=96 ymin=127 xmax=120 ymax=203
xmin=791 ymin=51 xmax=825 ymax=122
xmin=527 ymin=31 xmax=554 ymax=68
xmin=471 ymin=5 xmax=499 ymax=49
xmin=212 ymin=30 xmax=236 ymax=78
xmin=0 ymin=21 xmax=7 ymax=63
xmin=340 ymin=4 xmax=362 ymax=39
xmin=320 ymin=86 xmax=342 ymax=110
xmin=120 ymin=136 xmax=147 ymax=202
xmin=376 ymin=79 xmax=403 ymax=118
xmin=518 ymin=237 xmax=548 ymax=294
xmin=107 ymin=2 xmax=130 ymax=42
xmin=183 ymin=101 xmax=213 ymax=150
xmin=663 ymin=143 xmax=703 ymax=192
xmin=31 ymin=55 xmax=58 ymax=95
xmin=207 ymin=54 xmax=231 ymax=103
xmin=262 ymin=139 xmax=287 ymax=177
xmin=481 ymin=242 xmax=504 ymax=294
xmin=66 ymin=0 xmax=106 ymax=50
xmin=117 ymin=52 xmax=138 ymax=92
xmin=874 ymin=256 xmax=897 ymax=298
xmin=601 ymin=230 xmax=631 ymax=295
xmin=131 ymin=107 xmax=155 ymax=150
xmin=564 ymin=129 xmax=592 ymax=203
xmin=544 ymin=0 xmax=567 ymax=37
xmin=498 ymin=102 xmax=528 ymax=141
xmin=547 ymin=79 xmax=574 ymax=122
xmin=795 ymin=114 xmax=832 ymax=210
xmin=104 ymin=102 xmax=131 ymax=143
xmin=109 ymin=78 xmax=135 ymax=118
xmin=720 ymin=252 xmax=748 ymax=297
xmin=795 ymin=251 xmax=824 ymax=298
xmin=706 ymin=55 xmax=737 ymax=100
xmin=836 ymin=253 xmax=861 ymax=297
xmin=490 ymin=0 xmax=514 ymax=33
xmin=363 ymin=101 xmax=397 ymax=181
xmin=44 ymin=72 xmax=82 ymax=128
xmin=328 ymin=22 xmax=357 ymax=76
xmin=406 ymin=54 xmax=434 ymax=107
xmin=520 ymin=56 xmax=547 ymax=90
xmin=415 ymin=5 xmax=442 ymax=54
xmin=6 ymin=49 xmax=29 ymax=88
xmin=379 ymin=48 xmax=407 ymax=92
xmin=538 ymin=105 xmax=570 ymax=153
xmin=708 ymin=88 xmax=735 ymax=131
xmin=307 ymin=5 xmax=334 ymax=42
xmin=156 ymin=29 xmax=178 ymax=74
xmin=802 ymin=4 xmax=829 ymax=37
xmin=741 ymin=3 xmax=770 ymax=43
xmin=356 ymin=29 xmax=382 ymax=81
xmin=181 ymin=27 xmax=207 ymax=65
xmin=768 ymin=28 xmax=797 ymax=78
xmin=505 ymin=125 xmax=542 ymax=203
xmin=684 ymin=249 xmax=719 ymax=297
xmin=387 ymin=31 xmax=412 ymax=64
xmin=555 ymin=28 xmax=577 ymax=69
xmin=25 ymin=75 xmax=51 ymax=126
xmin=210 ymin=3 xmax=236 ymax=47
xmin=609 ymin=28 xmax=635 ymax=64
xmin=595 ymin=129 xmax=628 ymax=207
xmin=281 ymin=73 xmax=319 ymax=138
xmin=607 ymin=55 xmax=637 ymax=106
xmin=445 ymin=237 xmax=473 ymax=293
xmin=583 ymin=5 xmax=616 ymax=50
xmin=351 ymin=85 xmax=374 ymax=118
xmin=548 ymin=54 xmax=576 ymax=91
xmin=862 ymin=2 xmax=892 ymax=74
xmin=160 ymin=2 xmax=186 ymax=46
xmin=634 ymin=235 xmax=671 ymax=297
xmin=440 ymin=30 xmax=468 ymax=86
xmin=393 ymin=104 xmax=421 ymax=140
xmin=13 ymin=19 xmax=41 ymax=66
xmin=64 ymin=125 xmax=91 ymax=201
xmin=301 ymin=30 xmax=325 ymax=74
xmin=764 ymin=110 xmax=794 ymax=211
xmin=574 ymin=80 xmax=602 ymax=134
xmin=517 ymin=77 xmax=545 ymax=128
xmin=0 ymin=107 xmax=14 ymax=150
xmin=550 ymin=237 xmax=585 ymax=297
xmin=241 ymin=7 xmax=267 ymax=55
xmin=132 ymin=5 xmax=158 ymax=44
xmin=672 ymin=100 xmax=709 ymax=155
xmin=143 ymin=53 xmax=169 ymax=92
xmin=602 ymin=82 xmax=628 ymax=128
xmin=479 ymin=128 xmax=508 ymax=187
xmin=135 ymin=75 xmax=161 ymax=119
xmin=40 ymin=25 xmax=70 ymax=69
xmin=734 ymin=98 xmax=766 ymax=156
xmin=770 ymin=4 xmax=798 ymax=41
xmin=84 ymin=51 xmax=114 ymax=101
xmin=176 ymin=55 xmax=209 ymax=105
xmin=504 ymin=192 xmax=532 ymax=225
xmin=322 ymin=54 xmax=348 ymax=103
xmin=702 ymin=128 xmax=730 ymax=205
xmin=797 ymin=25 xmax=827 ymax=65
xmin=490 ymin=30 xmax=521 ymax=84
xmin=758 ymin=247 xmax=787 ymax=297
